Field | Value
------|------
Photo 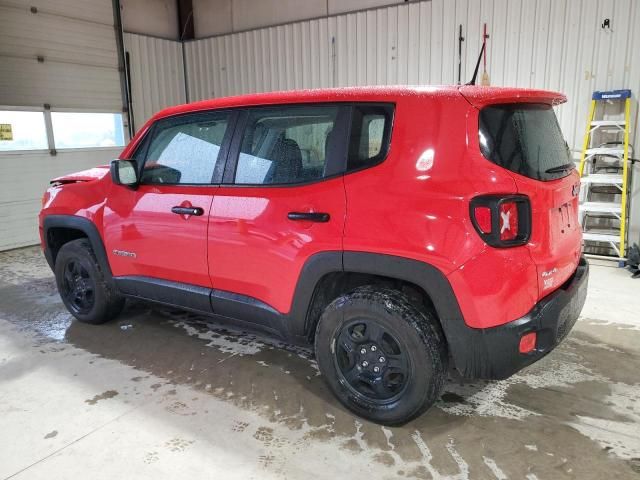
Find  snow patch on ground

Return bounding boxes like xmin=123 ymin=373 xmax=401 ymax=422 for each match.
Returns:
xmin=173 ymin=321 xmax=266 ymax=356
xmin=439 ymin=381 xmax=537 ymax=420
xmin=482 ymin=456 xmax=508 ymax=479
xmin=411 ymin=432 xmax=471 ymax=480
xmin=515 ymin=357 xmax=605 ymax=389
xmin=440 ymin=358 xmax=602 ymax=420
xmin=169 ymin=317 xmax=313 ymax=361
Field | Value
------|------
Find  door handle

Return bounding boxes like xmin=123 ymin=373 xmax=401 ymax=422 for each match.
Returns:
xmin=287 ymin=212 xmax=330 ymax=223
xmin=172 ymin=206 xmax=204 ymax=216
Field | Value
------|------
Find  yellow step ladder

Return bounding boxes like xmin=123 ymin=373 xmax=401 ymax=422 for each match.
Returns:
xmin=578 ymin=89 xmax=632 ymax=258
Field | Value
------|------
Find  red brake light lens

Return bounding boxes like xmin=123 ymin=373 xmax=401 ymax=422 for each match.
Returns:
xmin=499 ymin=202 xmax=519 ymax=241
xmin=473 ymin=206 xmax=492 ymax=233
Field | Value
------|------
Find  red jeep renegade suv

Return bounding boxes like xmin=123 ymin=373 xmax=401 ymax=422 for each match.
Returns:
xmin=39 ymin=86 xmax=588 ymax=425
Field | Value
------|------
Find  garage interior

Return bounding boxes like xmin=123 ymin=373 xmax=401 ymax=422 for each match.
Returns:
xmin=1 ymin=0 xmax=640 ymax=478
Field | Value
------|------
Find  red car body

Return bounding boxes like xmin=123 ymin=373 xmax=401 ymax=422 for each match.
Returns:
xmin=39 ymin=85 xmax=588 ymax=380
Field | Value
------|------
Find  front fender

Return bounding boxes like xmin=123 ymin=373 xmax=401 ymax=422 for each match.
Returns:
xmin=42 ymin=215 xmax=112 ymax=282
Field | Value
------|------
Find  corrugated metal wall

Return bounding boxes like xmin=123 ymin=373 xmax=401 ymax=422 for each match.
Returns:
xmin=124 ymin=33 xmax=186 ymax=131
xmin=184 ymin=0 xmax=640 ymax=150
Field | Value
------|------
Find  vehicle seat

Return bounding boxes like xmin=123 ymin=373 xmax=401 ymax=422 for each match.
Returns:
xmin=270 ymin=137 xmax=302 ymax=183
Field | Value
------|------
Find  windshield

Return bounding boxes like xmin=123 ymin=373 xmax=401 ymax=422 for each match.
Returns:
xmin=478 ymin=103 xmax=573 ymax=181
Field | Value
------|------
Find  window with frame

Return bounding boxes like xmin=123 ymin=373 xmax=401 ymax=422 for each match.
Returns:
xmin=51 ymin=112 xmax=125 ymax=149
xmin=140 ymin=111 xmax=231 ymax=185
xmin=347 ymin=104 xmax=394 ymax=171
xmin=234 ymin=105 xmax=339 ymax=185
xmin=0 ymin=110 xmax=48 ymax=151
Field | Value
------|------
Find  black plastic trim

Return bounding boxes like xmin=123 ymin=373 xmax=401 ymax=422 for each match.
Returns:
xmin=42 ymin=215 xmax=113 ymax=282
xmin=210 ymin=289 xmax=286 ymax=337
xmin=115 ymin=276 xmax=212 ymax=313
xmin=223 ymin=109 xmax=249 ymax=184
xmin=109 ymin=251 xmax=340 ymax=342
xmin=323 ymin=105 xmax=352 ymax=177
xmin=287 ymin=212 xmax=330 ymax=222
xmin=113 ymin=275 xmax=288 ymax=338
xmin=288 ymin=251 xmax=343 ymax=339
xmin=449 ymin=257 xmax=589 ymax=379
xmin=342 ymin=252 xmax=469 ymax=363
xmin=171 ymin=206 xmax=204 ymax=216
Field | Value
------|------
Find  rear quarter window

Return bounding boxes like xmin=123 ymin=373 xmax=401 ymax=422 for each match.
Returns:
xmin=347 ymin=104 xmax=394 ymax=172
xmin=478 ymin=103 xmax=573 ymax=181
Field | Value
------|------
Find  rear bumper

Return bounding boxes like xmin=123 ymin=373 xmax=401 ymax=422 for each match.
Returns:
xmin=451 ymin=256 xmax=589 ymax=379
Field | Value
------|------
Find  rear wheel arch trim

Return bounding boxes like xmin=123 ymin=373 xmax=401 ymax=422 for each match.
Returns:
xmin=43 ymin=215 xmax=113 ymax=281
xmin=341 ymin=253 xmax=466 ymax=341
xmin=293 ymin=252 xmax=467 ymax=358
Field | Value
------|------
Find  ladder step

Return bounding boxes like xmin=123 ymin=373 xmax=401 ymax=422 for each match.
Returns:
xmin=580 ymin=173 xmax=623 ymax=185
xmin=590 ymin=120 xmax=626 ymax=127
xmin=583 ymin=232 xmax=620 ymax=243
xmin=579 ymin=202 xmax=621 ymax=214
xmin=585 ymin=147 xmax=625 ymax=156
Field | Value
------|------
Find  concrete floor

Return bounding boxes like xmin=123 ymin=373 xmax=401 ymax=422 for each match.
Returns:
xmin=0 ymin=247 xmax=639 ymax=480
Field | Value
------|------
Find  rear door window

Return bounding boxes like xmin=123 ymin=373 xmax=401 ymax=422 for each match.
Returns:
xmin=478 ymin=103 xmax=573 ymax=181
xmin=234 ymin=105 xmax=339 ymax=185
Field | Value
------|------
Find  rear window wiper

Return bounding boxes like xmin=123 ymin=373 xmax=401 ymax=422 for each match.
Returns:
xmin=545 ymin=162 xmax=575 ymax=174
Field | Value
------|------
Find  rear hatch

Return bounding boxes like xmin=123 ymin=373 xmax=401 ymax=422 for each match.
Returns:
xmin=461 ymin=87 xmax=582 ymax=300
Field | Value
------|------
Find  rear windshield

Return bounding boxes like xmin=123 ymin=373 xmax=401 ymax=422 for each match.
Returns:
xmin=478 ymin=103 xmax=573 ymax=181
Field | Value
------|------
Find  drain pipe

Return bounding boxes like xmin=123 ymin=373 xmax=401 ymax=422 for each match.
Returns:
xmin=112 ymin=0 xmax=135 ymax=139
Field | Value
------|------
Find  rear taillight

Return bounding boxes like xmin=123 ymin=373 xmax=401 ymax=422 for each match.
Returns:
xmin=474 ymin=206 xmax=492 ymax=233
xmin=470 ymin=195 xmax=531 ymax=247
xmin=499 ymin=202 xmax=518 ymax=241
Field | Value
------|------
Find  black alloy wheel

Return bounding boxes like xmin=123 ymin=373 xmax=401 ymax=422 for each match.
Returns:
xmin=334 ymin=319 xmax=411 ymax=403
xmin=61 ymin=259 xmax=96 ymax=315
xmin=54 ymin=238 xmax=124 ymax=324
xmin=315 ymin=286 xmax=448 ymax=425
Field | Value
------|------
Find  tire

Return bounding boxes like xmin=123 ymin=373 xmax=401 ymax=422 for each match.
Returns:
xmin=54 ymin=238 xmax=125 ymax=324
xmin=314 ymin=286 xmax=447 ymax=425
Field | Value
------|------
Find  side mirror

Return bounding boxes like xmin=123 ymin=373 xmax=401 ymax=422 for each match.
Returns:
xmin=111 ymin=159 xmax=138 ymax=187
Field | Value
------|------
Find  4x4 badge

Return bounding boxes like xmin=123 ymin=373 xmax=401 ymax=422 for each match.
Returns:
xmin=113 ymin=249 xmax=136 ymax=258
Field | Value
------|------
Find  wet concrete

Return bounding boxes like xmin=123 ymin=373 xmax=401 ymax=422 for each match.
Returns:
xmin=1 ymin=246 xmax=639 ymax=479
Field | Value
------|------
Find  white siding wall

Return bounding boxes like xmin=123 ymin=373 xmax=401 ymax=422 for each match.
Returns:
xmin=184 ymin=0 xmax=640 ymax=151
xmin=124 ymin=33 xmax=187 ymax=131
xmin=0 ymin=149 xmax=121 ymax=251
xmin=0 ymin=0 xmax=123 ymax=251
